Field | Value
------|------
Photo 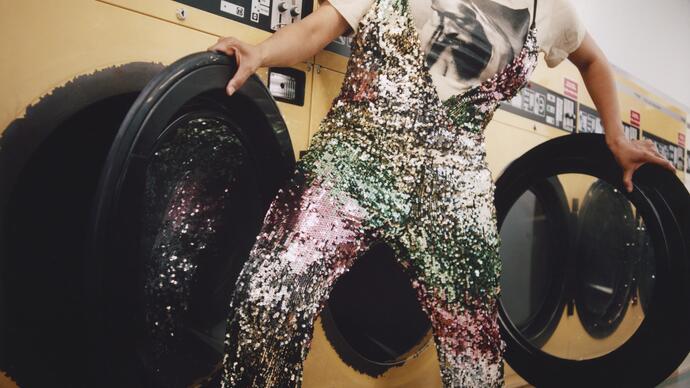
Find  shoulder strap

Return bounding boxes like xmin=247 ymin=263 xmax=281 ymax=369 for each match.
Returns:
xmin=532 ymin=0 xmax=538 ymax=27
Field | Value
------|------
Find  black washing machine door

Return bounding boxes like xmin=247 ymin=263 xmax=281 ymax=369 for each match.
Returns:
xmin=87 ymin=52 xmax=295 ymax=387
xmin=495 ymin=134 xmax=690 ymax=387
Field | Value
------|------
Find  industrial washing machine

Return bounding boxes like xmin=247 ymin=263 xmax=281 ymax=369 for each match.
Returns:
xmin=1 ymin=1 xmax=689 ymax=387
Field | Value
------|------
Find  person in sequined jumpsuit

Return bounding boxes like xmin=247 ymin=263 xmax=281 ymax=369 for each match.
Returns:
xmin=208 ymin=0 xmax=676 ymax=386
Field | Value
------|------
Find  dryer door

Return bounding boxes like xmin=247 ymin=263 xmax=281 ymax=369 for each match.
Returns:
xmin=495 ymin=134 xmax=690 ymax=387
xmin=87 ymin=52 xmax=295 ymax=387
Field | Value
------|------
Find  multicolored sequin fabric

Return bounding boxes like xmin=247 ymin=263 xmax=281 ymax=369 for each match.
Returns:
xmin=221 ymin=0 xmax=539 ymax=386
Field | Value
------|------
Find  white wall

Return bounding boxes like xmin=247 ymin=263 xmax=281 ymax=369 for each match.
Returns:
xmin=570 ymin=0 xmax=690 ymax=110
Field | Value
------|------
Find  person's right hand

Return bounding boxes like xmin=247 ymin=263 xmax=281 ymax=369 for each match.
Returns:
xmin=208 ymin=36 xmax=264 ymax=96
xmin=608 ymin=136 xmax=676 ymax=193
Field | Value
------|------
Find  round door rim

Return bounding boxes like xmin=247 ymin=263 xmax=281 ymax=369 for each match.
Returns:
xmin=88 ymin=51 xmax=294 ymax=300
xmin=494 ymin=133 xmax=690 ymax=387
xmin=85 ymin=51 xmax=295 ymax=384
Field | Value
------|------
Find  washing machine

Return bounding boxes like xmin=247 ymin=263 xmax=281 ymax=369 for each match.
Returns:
xmin=494 ymin=134 xmax=690 ymax=387
xmin=1 ymin=1 xmax=689 ymax=387
xmin=0 ymin=1 xmax=309 ymax=386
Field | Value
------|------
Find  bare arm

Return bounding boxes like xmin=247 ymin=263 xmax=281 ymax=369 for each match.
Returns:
xmin=568 ymin=32 xmax=675 ymax=192
xmin=209 ymin=1 xmax=349 ymax=95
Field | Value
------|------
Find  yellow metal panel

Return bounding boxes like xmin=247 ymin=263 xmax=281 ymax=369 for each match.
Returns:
xmin=302 ymin=317 xmax=531 ymax=387
xmin=0 ymin=0 xmax=214 ymax=130
xmin=616 ymin=75 xmax=687 ymax=121
xmin=315 ymin=48 xmax=350 ymax=73
xmin=531 ymin=55 xmax=586 ymax=104
xmin=101 ymin=0 xmax=274 ymax=44
xmin=308 ymin=66 xmax=345 ymax=144
xmin=303 ymin=318 xmax=443 ymax=387
xmin=485 ymin=121 xmax=551 ymax=180
xmin=0 ymin=0 xmax=313 ymax=159
xmin=0 ymin=371 xmax=18 ymax=388
xmin=256 ymin=64 xmax=314 ymax=158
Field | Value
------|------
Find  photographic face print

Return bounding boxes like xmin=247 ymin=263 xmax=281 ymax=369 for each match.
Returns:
xmin=421 ymin=0 xmax=531 ymax=87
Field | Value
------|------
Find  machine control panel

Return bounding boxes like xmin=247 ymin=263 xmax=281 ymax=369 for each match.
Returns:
xmin=501 ymin=82 xmax=577 ymax=133
xmin=177 ymin=0 xmax=312 ymax=32
xmin=642 ymin=132 xmax=686 ymax=171
xmin=579 ymin=104 xmax=640 ymax=141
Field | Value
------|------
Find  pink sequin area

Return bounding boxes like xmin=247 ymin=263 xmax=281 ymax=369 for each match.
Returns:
xmin=221 ymin=171 xmax=375 ymax=387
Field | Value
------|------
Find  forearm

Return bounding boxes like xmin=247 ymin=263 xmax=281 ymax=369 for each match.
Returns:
xmin=257 ymin=2 xmax=348 ymax=67
xmin=566 ymin=34 xmax=675 ymax=190
xmin=569 ymin=33 xmax=625 ymax=146
xmin=579 ymin=57 xmax=626 ymax=145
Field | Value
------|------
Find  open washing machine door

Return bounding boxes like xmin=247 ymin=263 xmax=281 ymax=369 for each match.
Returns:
xmin=87 ymin=52 xmax=294 ymax=387
xmin=495 ymin=134 xmax=690 ymax=387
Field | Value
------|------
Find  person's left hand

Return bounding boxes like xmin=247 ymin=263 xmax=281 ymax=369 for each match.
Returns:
xmin=607 ymin=136 xmax=676 ymax=193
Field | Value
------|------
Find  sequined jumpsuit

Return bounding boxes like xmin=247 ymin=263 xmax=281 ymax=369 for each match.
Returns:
xmin=221 ymin=0 xmax=539 ymax=386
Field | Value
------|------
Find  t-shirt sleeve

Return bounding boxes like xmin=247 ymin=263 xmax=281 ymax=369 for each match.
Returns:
xmin=324 ymin=0 xmax=375 ymax=37
xmin=540 ymin=0 xmax=587 ymax=67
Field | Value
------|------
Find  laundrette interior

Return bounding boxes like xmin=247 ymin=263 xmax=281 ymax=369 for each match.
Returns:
xmin=1 ymin=1 xmax=689 ymax=387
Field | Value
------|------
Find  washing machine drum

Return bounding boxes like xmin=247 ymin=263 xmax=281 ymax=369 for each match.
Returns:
xmin=574 ymin=178 xmax=638 ymax=338
xmin=87 ymin=52 xmax=294 ymax=387
xmin=320 ymin=242 xmax=432 ymax=376
xmin=495 ymin=134 xmax=690 ymax=388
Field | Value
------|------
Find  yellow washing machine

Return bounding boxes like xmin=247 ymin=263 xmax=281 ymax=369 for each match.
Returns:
xmin=487 ymin=60 xmax=690 ymax=387
xmin=1 ymin=1 xmax=689 ymax=388
xmin=0 ymin=2 xmax=309 ymax=387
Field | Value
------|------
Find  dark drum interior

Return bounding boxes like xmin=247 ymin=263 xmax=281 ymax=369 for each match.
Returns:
xmin=1 ymin=93 xmax=141 ymax=386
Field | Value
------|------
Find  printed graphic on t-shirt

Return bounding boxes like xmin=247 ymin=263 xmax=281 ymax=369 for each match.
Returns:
xmin=421 ymin=0 xmax=530 ymax=87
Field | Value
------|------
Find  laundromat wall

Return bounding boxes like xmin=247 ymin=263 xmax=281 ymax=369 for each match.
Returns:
xmin=1 ymin=1 xmax=688 ymax=387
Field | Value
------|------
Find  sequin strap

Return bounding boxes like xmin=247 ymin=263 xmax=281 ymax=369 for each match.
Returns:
xmin=532 ymin=0 xmax=538 ymax=28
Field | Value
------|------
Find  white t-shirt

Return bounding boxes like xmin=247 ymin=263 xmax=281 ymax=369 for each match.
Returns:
xmin=326 ymin=0 xmax=587 ymax=100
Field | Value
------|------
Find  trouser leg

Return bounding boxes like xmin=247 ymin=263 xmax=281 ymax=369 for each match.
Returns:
xmin=401 ymin=222 xmax=505 ymax=388
xmin=221 ymin=169 xmax=374 ymax=387
xmin=399 ymin=152 xmax=506 ymax=387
